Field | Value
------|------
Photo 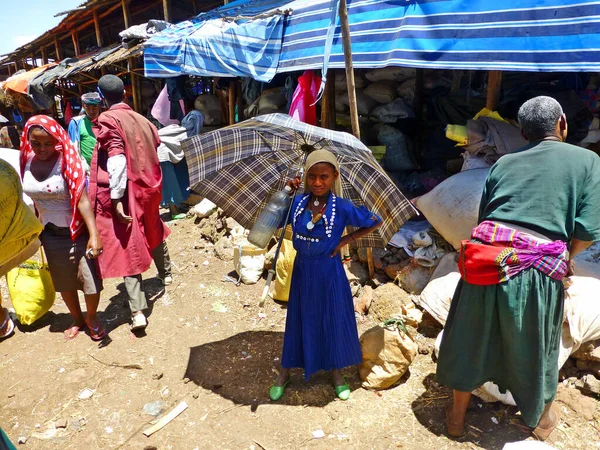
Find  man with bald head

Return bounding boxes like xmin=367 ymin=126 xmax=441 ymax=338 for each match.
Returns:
xmin=437 ymin=96 xmax=600 ymax=440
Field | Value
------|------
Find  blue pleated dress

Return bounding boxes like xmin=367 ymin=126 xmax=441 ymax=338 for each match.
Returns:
xmin=281 ymin=192 xmax=380 ymax=380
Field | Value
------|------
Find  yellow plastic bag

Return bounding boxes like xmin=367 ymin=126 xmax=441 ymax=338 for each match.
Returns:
xmin=6 ymin=255 xmax=55 ymax=325
xmin=272 ymin=239 xmax=297 ymax=302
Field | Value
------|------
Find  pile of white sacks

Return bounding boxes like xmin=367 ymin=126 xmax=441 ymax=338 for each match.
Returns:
xmin=411 ymin=167 xmax=600 ymax=404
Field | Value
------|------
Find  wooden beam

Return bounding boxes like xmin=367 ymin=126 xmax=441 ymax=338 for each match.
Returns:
xmin=486 ymin=70 xmax=503 ymax=111
xmin=71 ymin=30 xmax=80 ymax=57
xmin=122 ymin=0 xmax=131 ymax=29
xmin=41 ymin=47 xmax=48 ymax=65
xmin=93 ymin=10 xmax=103 ymax=47
xmin=163 ymin=0 xmax=171 ymax=22
xmin=320 ymin=74 xmax=336 ymax=129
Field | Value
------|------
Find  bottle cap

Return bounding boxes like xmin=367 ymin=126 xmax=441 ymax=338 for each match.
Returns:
xmin=284 ymin=185 xmax=292 ymax=192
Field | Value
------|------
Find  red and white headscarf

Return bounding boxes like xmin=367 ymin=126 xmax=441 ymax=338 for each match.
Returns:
xmin=20 ymin=115 xmax=86 ymax=240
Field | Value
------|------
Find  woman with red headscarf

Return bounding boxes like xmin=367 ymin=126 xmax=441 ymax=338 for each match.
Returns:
xmin=20 ymin=115 xmax=105 ymax=341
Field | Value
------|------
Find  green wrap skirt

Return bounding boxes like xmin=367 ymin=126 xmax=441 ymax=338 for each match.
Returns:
xmin=436 ymin=268 xmax=563 ymax=427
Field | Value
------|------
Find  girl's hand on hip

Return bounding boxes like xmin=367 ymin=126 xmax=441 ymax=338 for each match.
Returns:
xmin=330 ymin=235 xmax=352 ymax=257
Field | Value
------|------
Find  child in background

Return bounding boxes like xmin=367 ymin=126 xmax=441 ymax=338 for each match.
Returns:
xmin=270 ymin=149 xmax=382 ymax=401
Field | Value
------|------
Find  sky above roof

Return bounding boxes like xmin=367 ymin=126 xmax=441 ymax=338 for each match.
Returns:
xmin=0 ymin=1 xmax=82 ymax=56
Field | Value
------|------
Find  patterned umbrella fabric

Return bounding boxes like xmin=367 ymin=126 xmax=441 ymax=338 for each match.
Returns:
xmin=181 ymin=113 xmax=416 ymax=248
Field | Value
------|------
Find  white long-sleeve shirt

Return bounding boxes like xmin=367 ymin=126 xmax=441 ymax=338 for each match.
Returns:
xmin=107 ymin=154 xmax=127 ymax=199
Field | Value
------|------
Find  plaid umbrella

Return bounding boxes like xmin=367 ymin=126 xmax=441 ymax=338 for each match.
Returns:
xmin=182 ymin=113 xmax=416 ymax=248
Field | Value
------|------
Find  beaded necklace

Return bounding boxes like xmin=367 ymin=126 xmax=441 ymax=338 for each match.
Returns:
xmin=292 ymin=192 xmax=338 ymax=243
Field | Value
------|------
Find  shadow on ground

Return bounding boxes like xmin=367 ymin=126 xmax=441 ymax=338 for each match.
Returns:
xmin=185 ymin=330 xmax=360 ymax=411
xmin=102 ymin=277 xmax=165 ymax=336
xmin=411 ymin=374 xmax=531 ymax=449
xmin=36 ymin=276 xmax=166 ymax=345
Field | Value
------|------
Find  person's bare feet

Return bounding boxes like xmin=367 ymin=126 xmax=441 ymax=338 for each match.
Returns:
xmin=533 ymin=404 xmax=559 ymax=440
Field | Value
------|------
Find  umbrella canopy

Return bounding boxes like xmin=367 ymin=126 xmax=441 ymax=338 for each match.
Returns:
xmin=181 ymin=113 xmax=416 ymax=248
xmin=145 ymin=0 xmax=600 ymax=79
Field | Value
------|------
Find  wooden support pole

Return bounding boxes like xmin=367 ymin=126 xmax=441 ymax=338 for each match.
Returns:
xmin=339 ymin=0 xmax=359 ymax=141
xmin=122 ymin=0 xmax=131 ymax=29
xmin=450 ymin=70 xmax=463 ymax=94
xmin=93 ymin=10 xmax=103 ymax=47
xmin=228 ymin=80 xmax=236 ymax=125
xmin=339 ymin=0 xmax=375 ymax=278
xmin=237 ymin=79 xmax=244 ymax=122
xmin=320 ymin=74 xmax=336 ymax=129
xmin=191 ymin=0 xmax=197 ymax=15
xmin=54 ymin=36 xmax=62 ymax=61
xmin=30 ymin=54 xmax=36 ymax=67
xmin=41 ymin=47 xmax=48 ymax=65
xmin=71 ymin=30 xmax=80 ymax=57
xmin=163 ymin=0 xmax=171 ymax=22
xmin=486 ymin=70 xmax=503 ymax=111
xmin=129 ymin=57 xmax=140 ymax=113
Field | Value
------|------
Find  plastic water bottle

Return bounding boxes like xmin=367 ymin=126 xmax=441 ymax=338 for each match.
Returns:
xmin=248 ymin=186 xmax=292 ymax=249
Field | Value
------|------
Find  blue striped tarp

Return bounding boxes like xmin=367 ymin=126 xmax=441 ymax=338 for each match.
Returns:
xmin=144 ymin=0 xmax=600 ymax=79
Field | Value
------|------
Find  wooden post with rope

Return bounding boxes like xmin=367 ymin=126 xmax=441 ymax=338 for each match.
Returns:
xmin=339 ymin=0 xmax=375 ymax=278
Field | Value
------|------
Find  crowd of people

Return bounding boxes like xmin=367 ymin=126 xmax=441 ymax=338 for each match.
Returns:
xmin=1 ymin=74 xmax=172 ymax=340
xmin=1 ymin=91 xmax=599 ymax=442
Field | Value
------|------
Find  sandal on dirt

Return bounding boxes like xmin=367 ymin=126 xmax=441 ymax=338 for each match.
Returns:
xmin=0 ymin=308 xmax=15 ymax=340
xmin=445 ymin=402 xmax=465 ymax=437
xmin=87 ymin=322 xmax=106 ymax=341
xmin=532 ymin=407 xmax=559 ymax=441
xmin=64 ymin=323 xmax=84 ymax=341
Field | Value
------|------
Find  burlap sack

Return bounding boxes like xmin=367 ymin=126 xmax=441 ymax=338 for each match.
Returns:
xmin=359 ymin=320 xmax=418 ymax=389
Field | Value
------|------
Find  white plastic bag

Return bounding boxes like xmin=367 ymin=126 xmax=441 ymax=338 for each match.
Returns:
xmin=191 ymin=199 xmax=217 ymax=219
xmin=412 ymin=252 xmax=460 ymax=325
xmin=415 ymin=168 xmax=489 ymax=249
xmin=233 ymin=241 xmax=266 ymax=285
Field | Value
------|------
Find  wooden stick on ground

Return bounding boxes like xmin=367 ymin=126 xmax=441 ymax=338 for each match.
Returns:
xmin=143 ymin=401 xmax=188 ymax=437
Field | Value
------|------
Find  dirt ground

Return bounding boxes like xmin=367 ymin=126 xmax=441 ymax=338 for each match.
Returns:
xmin=1 ymin=216 xmax=599 ymax=450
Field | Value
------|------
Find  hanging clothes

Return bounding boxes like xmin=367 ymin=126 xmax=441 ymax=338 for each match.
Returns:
xmin=289 ymin=71 xmax=320 ymax=126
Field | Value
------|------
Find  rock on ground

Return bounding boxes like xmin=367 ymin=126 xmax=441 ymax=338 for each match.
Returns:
xmin=572 ymin=340 xmax=600 ymax=362
xmin=370 ymin=283 xmax=413 ymax=322
xmin=214 ymin=237 xmax=234 ymax=261
xmin=354 ymin=285 xmax=373 ymax=315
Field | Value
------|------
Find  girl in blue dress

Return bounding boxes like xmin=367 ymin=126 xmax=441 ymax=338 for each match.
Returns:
xmin=270 ymin=149 xmax=382 ymax=401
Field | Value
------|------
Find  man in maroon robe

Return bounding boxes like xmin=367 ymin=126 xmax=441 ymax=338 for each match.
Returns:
xmin=89 ymin=74 xmax=172 ymax=331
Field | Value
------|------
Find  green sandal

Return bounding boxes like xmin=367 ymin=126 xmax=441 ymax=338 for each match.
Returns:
xmin=334 ymin=381 xmax=351 ymax=401
xmin=269 ymin=379 xmax=290 ymax=401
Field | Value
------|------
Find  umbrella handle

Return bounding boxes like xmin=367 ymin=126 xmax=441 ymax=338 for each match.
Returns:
xmin=259 ymin=269 xmax=275 ymax=306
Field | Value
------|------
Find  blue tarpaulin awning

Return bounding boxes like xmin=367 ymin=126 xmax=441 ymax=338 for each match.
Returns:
xmin=144 ymin=0 xmax=600 ymax=80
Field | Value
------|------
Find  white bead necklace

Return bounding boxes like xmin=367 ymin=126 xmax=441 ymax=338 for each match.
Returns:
xmin=292 ymin=193 xmax=337 ymax=241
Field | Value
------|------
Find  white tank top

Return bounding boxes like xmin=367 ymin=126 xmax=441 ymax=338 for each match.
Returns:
xmin=22 ymin=155 xmax=72 ymax=228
